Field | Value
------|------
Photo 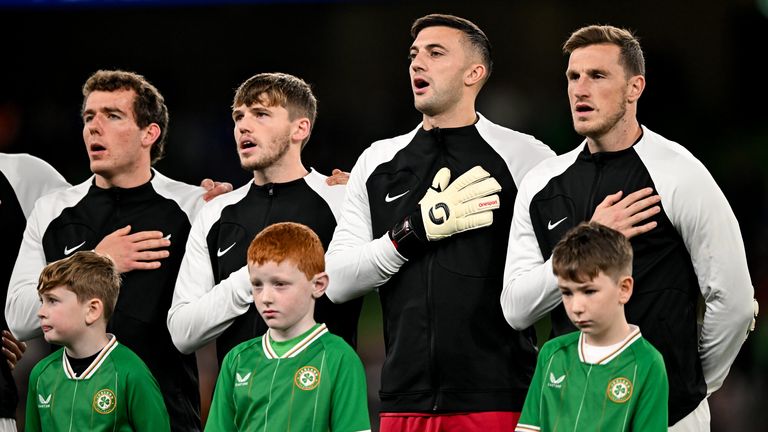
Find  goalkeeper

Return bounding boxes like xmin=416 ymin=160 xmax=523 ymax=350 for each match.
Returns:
xmin=325 ymin=13 xmax=554 ymax=431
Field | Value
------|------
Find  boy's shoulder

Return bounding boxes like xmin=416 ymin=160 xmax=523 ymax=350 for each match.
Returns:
xmin=629 ymin=334 xmax=666 ymax=367
xmin=539 ymin=331 xmax=580 ymax=358
xmin=224 ymin=336 xmax=266 ymax=363
xmin=316 ymin=330 xmax=359 ymax=358
xmin=108 ymin=342 xmax=153 ymax=372
xmin=31 ymin=347 xmax=65 ymax=376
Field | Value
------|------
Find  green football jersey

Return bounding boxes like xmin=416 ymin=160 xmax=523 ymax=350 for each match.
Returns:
xmin=206 ymin=323 xmax=371 ymax=432
xmin=516 ymin=328 xmax=668 ymax=432
xmin=25 ymin=336 xmax=170 ymax=432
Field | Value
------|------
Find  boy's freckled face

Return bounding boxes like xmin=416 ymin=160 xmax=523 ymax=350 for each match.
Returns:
xmin=558 ymin=272 xmax=627 ymax=343
xmin=249 ymin=260 xmax=318 ymax=339
xmin=37 ymin=286 xmax=88 ymax=346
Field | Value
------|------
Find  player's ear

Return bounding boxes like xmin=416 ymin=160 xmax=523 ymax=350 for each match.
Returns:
xmin=618 ymin=275 xmax=633 ymax=305
xmin=141 ymin=123 xmax=162 ymax=148
xmin=310 ymin=272 xmax=329 ymax=298
xmin=291 ymin=118 xmax=311 ymax=144
xmin=626 ymin=75 xmax=645 ymax=104
xmin=85 ymin=298 xmax=105 ymax=325
xmin=464 ymin=63 xmax=487 ymax=87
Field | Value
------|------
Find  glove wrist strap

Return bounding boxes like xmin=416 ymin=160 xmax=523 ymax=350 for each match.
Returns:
xmin=389 ymin=213 xmax=426 ymax=259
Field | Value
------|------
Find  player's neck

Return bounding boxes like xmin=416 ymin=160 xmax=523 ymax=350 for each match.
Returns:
xmin=421 ymin=100 xmax=477 ymax=130
xmin=65 ymin=331 xmax=111 ymax=359
xmin=94 ymin=166 xmax=152 ymax=189
xmin=586 ymin=117 xmax=642 ymax=154
xmin=252 ymin=154 xmax=308 ymax=186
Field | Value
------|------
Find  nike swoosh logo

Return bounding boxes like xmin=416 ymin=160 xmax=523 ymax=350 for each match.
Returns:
xmin=547 ymin=217 xmax=567 ymax=230
xmin=385 ymin=190 xmax=410 ymax=203
xmin=217 ymin=242 xmax=236 ymax=258
xmin=64 ymin=241 xmax=86 ymax=256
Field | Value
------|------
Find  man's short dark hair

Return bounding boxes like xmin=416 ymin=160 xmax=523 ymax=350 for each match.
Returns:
xmin=563 ymin=25 xmax=645 ymax=77
xmin=552 ymin=222 xmax=633 ymax=283
xmin=411 ymin=14 xmax=493 ymax=80
xmin=82 ymin=70 xmax=169 ymax=164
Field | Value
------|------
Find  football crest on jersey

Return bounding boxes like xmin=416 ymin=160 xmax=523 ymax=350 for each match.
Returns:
xmin=294 ymin=366 xmax=321 ymax=391
xmin=93 ymin=389 xmax=117 ymax=414
xmin=235 ymin=371 xmax=252 ymax=387
xmin=606 ymin=377 xmax=633 ymax=403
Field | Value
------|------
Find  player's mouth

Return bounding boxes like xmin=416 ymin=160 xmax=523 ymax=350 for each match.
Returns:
xmin=88 ymin=143 xmax=107 ymax=156
xmin=413 ymin=77 xmax=430 ymax=95
xmin=262 ymin=309 xmax=278 ymax=318
xmin=574 ymin=103 xmax=594 ymax=114
xmin=574 ymin=320 xmax=592 ymax=328
xmin=41 ymin=325 xmax=53 ymax=332
xmin=239 ymin=138 xmax=259 ymax=153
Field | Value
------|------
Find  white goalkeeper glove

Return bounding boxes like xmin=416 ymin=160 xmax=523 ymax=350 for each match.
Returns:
xmin=418 ymin=166 xmax=501 ymax=241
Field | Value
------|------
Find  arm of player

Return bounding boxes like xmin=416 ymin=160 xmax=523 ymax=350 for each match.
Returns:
xmin=631 ymin=353 xmax=669 ymax=432
xmin=205 ymin=353 xmax=238 ymax=431
xmin=501 ymin=175 xmax=561 ymax=330
xmin=330 ymin=348 xmax=372 ymax=432
xmin=167 ymin=211 xmax=252 ymax=354
xmin=6 ymin=205 xmax=48 ymax=341
xmin=128 ymin=366 xmax=171 ymax=431
xmin=325 ymin=155 xmax=407 ymax=304
xmin=664 ymin=160 xmax=754 ymax=394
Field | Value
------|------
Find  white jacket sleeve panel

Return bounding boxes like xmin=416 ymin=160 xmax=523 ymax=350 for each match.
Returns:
xmin=0 ymin=153 xmax=70 ymax=218
xmin=639 ymin=129 xmax=754 ymax=394
xmin=167 ymin=186 xmax=253 ymax=354
xmin=5 ymin=201 xmax=48 ymax=340
xmin=501 ymin=154 xmax=575 ymax=330
xmin=303 ymin=169 xmax=347 ymax=222
xmin=325 ymin=138 xmax=412 ymax=304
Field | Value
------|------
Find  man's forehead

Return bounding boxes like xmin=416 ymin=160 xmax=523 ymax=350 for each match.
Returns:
xmin=411 ymin=26 xmax=464 ymax=48
xmin=568 ymin=43 xmax=622 ymax=67
xmin=84 ymin=89 xmax=135 ymax=109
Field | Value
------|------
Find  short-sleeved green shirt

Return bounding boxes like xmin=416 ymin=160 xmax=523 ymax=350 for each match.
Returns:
xmin=25 ymin=336 xmax=170 ymax=431
xmin=206 ymin=323 xmax=371 ymax=432
xmin=516 ymin=328 xmax=668 ymax=432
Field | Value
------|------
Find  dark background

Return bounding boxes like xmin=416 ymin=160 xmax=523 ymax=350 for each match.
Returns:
xmin=2 ymin=0 xmax=767 ymax=430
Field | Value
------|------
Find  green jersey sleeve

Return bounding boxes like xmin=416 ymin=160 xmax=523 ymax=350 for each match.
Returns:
xmin=330 ymin=346 xmax=371 ymax=432
xmin=631 ymin=353 xmax=668 ymax=431
xmin=205 ymin=351 xmax=237 ymax=431
xmin=24 ymin=362 xmax=43 ymax=432
xmin=516 ymin=343 xmax=552 ymax=432
xmin=126 ymin=365 xmax=171 ymax=431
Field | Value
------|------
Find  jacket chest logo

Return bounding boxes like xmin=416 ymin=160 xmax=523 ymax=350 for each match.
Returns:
xmin=548 ymin=372 xmax=566 ymax=389
xmin=38 ymin=393 xmax=52 ymax=408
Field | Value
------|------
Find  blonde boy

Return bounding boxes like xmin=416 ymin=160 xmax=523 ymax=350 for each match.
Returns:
xmin=516 ymin=222 xmax=667 ymax=432
xmin=206 ymin=222 xmax=370 ymax=431
xmin=25 ymin=251 xmax=169 ymax=431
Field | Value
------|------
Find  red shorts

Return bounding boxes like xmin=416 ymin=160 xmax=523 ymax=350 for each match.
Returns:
xmin=379 ymin=411 xmax=521 ymax=432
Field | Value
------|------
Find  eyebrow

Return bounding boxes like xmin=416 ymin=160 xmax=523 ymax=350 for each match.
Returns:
xmin=82 ymin=106 xmax=127 ymax=116
xmin=410 ymin=42 xmax=449 ymax=52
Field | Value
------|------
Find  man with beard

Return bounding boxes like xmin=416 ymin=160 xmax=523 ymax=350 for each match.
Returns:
xmin=501 ymin=25 xmax=756 ymax=431
xmin=325 ymin=14 xmax=554 ymax=432
xmin=168 ymin=73 xmax=362 ymax=373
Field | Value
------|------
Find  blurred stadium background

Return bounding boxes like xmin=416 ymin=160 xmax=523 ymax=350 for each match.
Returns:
xmin=2 ymin=0 xmax=766 ymax=430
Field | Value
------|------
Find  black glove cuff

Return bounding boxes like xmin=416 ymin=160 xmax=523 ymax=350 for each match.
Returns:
xmin=388 ymin=212 xmax=427 ymax=259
